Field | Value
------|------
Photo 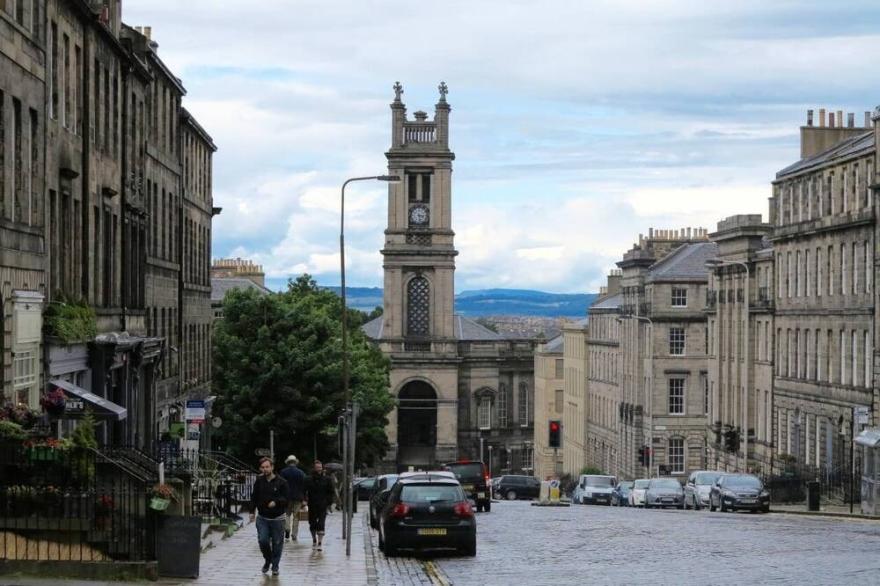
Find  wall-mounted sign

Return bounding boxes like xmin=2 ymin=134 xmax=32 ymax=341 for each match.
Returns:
xmin=185 ymin=400 xmax=206 ymax=423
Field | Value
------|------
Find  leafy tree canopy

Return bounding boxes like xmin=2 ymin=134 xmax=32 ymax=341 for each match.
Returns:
xmin=213 ymin=275 xmax=393 ymax=469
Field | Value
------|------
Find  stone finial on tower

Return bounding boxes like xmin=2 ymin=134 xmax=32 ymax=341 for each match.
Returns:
xmin=391 ymin=82 xmax=407 ymax=148
xmin=393 ymin=81 xmax=404 ymax=103
xmin=438 ymin=81 xmax=448 ymax=103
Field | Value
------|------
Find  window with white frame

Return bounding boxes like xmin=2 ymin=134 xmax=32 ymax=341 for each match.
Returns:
xmin=671 ymin=287 xmax=687 ymax=307
xmin=13 ymin=346 xmax=38 ymax=408
xmin=478 ymin=397 xmax=491 ymax=430
xmin=669 ymin=327 xmax=685 ymax=355
xmin=521 ymin=445 xmax=533 ymax=472
xmin=496 ymin=383 xmax=508 ymax=427
xmin=518 ymin=381 xmax=530 ymax=426
xmin=668 ymin=438 xmax=685 ymax=474
xmin=668 ymin=378 xmax=685 ymax=415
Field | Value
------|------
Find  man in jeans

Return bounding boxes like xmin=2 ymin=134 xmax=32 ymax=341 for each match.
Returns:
xmin=249 ymin=457 xmax=288 ymax=576
xmin=279 ymin=455 xmax=305 ymax=541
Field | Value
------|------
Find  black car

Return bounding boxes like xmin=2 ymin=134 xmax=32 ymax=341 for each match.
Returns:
xmin=709 ymin=474 xmax=770 ymax=513
xmin=611 ymin=481 xmax=633 ymax=506
xmin=378 ymin=476 xmax=477 ymax=557
xmin=369 ymin=473 xmax=399 ymax=529
xmin=355 ymin=477 xmax=376 ymax=501
xmin=443 ymin=461 xmax=491 ymax=512
xmin=494 ymin=475 xmax=541 ymax=501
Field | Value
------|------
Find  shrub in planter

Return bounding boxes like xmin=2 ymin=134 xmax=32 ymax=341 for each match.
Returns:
xmin=149 ymin=484 xmax=177 ymax=512
xmin=0 ymin=420 xmax=26 ymax=441
xmin=43 ymin=297 xmax=97 ymax=344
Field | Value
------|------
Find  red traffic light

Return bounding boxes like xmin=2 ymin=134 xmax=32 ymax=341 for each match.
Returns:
xmin=549 ymin=421 xmax=560 ymax=432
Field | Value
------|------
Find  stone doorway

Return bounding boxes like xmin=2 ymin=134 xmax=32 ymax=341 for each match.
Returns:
xmin=397 ymin=380 xmax=437 ymax=470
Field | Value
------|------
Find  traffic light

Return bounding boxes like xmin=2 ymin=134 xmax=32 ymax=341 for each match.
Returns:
xmin=548 ymin=420 xmax=561 ymax=448
xmin=638 ymin=446 xmax=651 ymax=466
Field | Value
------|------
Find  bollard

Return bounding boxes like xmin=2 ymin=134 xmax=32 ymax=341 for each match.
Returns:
xmin=807 ymin=481 xmax=820 ymax=511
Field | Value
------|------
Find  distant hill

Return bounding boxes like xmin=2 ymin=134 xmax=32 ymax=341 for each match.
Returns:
xmin=324 ymin=286 xmax=597 ymax=317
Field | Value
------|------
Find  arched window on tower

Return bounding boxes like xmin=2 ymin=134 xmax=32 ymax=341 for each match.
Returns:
xmin=406 ymin=276 xmax=430 ymax=336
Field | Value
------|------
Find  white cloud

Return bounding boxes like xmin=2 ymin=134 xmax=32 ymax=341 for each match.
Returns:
xmin=122 ymin=0 xmax=880 ymax=293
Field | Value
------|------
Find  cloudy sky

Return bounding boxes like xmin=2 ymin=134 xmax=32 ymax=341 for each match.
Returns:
xmin=126 ymin=0 xmax=880 ymax=293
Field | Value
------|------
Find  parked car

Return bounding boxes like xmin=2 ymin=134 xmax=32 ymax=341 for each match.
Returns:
xmin=611 ymin=481 xmax=634 ymax=506
xmin=629 ymin=479 xmax=650 ymax=507
xmin=355 ymin=476 xmax=377 ymax=501
xmin=443 ymin=461 xmax=491 ymax=512
xmin=572 ymin=474 xmax=617 ymax=505
xmin=369 ymin=473 xmax=399 ymax=529
xmin=684 ymin=471 xmax=721 ymax=510
xmin=494 ymin=475 xmax=541 ymax=501
xmin=378 ymin=475 xmax=477 ymax=557
xmin=709 ymin=474 xmax=770 ymax=513
xmin=644 ymin=478 xmax=684 ymax=509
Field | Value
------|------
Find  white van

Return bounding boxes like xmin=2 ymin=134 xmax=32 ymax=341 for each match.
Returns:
xmin=572 ymin=474 xmax=617 ymax=505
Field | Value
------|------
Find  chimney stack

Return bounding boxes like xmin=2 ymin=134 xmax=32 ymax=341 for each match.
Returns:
xmin=837 ymin=110 xmax=843 ymax=128
xmin=848 ymin=112 xmax=855 ymax=128
xmin=807 ymin=110 xmax=814 ymax=126
xmin=819 ymin=108 xmax=826 ymax=127
xmin=866 ymin=111 xmax=872 ymax=127
xmin=829 ymin=112 xmax=835 ymax=127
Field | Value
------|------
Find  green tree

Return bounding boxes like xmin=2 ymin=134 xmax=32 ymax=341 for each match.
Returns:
xmin=213 ymin=275 xmax=393 ymax=468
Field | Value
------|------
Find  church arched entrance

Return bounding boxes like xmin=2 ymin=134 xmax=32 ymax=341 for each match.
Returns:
xmin=397 ymin=380 xmax=437 ymax=471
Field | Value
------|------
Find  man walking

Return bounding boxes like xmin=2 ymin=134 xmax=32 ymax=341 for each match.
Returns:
xmin=279 ymin=455 xmax=305 ymax=541
xmin=303 ymin=460 xmax=336 ymax=551
xmin=249 ymin=457 xmax=288 ymax=575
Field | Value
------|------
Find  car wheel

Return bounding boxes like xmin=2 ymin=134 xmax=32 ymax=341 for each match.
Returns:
xmin=484 ymin=501 xmax=491 ymax=513
xmin=709 ymin=497 xmax=717 ymax=512
xmin=720 ymin=499 xmax=727 ymax=513
xmin=506 ymin=490 xmax=517 ymax=501
xmin=762 ymin=505 xmax=770 ymax=514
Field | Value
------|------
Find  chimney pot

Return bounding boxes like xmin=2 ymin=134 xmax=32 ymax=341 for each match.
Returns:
xmin=807 ymin=109 xmax=814 ymax=126
xmin=829 ymin=112 xmax=835 ymax=127
xmin=848 ymin=112 xmax=855 ymax=128
xmin=866 ymin=112 xmax=872 ymax=127
xmin=819 ymin=108 xmax=826 ymax=127
xmin=837 ymin=110 xmax=843 ymax=128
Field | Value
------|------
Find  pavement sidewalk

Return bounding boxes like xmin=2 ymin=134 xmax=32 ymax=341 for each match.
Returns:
xmin=771 ymin=503 xmax=880 ymax=520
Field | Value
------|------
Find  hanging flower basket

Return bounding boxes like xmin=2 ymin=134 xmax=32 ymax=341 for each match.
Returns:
xmin=149 ymin=496 xmax=171 ymax=511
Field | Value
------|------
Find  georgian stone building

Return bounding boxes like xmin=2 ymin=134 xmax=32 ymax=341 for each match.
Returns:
xmin=0 ymin=1 xmax=216 ymax=449
xmin=561 ymin=318 xmax=588 ymax=475
xmin=363 ymin=84 xmax=536 ymax=475
xmin=766 ymin=109 xmax=876 ymax=474
xmin=533 ymin=335 xmax=564 ymax=479
xmin=705 ymin=215 xmax=775 ymax=474
xmin=613 ymin=229 xmax=716 ymax=481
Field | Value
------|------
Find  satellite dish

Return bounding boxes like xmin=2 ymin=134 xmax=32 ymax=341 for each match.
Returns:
xmin=211 ymin=417 xmax=223 ymax=429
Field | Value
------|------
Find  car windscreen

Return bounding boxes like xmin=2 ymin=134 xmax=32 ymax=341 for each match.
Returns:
xmin=400 ymin=484 xmax=463 ymax=504
xmin=633 ymin=480 xmax=650 ymax=489
xmin=446 ymin=463 xmax=483 ymax=482
xmin=724 ymin=476 xmax=761 ymax=488
xmin=585 ymin=477 xmax=615 ymax=487
xmin=380 ymin=475 xmax=399 ymax=489
xmin=650 ymin=479 xmax=681 ymax=489
xmin=695 ymin=473 xmax=720 ymax=485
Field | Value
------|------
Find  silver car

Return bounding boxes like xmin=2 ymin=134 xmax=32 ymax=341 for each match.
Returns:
xmin=684 ymin=470 xmax=721 ymax=510
xmin=644 ymin=478 xmax=684 ymax=509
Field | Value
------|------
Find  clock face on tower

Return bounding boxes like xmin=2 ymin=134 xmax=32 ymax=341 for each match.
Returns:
xmin=409 ymin=204 xmax=429 ymax=226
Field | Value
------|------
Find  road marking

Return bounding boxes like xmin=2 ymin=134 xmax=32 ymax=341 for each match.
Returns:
xmin=422 ymin=560 xmax=451 ymax=585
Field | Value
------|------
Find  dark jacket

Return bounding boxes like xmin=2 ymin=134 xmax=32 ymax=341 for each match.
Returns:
xmin=279 ymin=464 xmax=306 ymax=501
xmin=304 ymin=472 xmax=336 ymax=509
xmin=250 ymin=474 xmax=289 ymax=518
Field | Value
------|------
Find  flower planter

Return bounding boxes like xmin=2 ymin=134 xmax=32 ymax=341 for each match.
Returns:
xmin=26 ymin=446 xmax=60 ymax=462
xmin=150 ymin=497 xmax=171 ymax=511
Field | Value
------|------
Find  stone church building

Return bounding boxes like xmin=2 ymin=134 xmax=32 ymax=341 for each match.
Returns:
xmin=364 ymin=84 xmax=536 ymax=475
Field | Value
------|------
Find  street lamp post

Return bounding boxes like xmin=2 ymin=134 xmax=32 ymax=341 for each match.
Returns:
xmin=617 ymin=314 xmax=654 ymax=477
xmin=339 ymin=174 xmax=399 ymax=555
xmin=706 ymin=259 xmax=750 ymax=473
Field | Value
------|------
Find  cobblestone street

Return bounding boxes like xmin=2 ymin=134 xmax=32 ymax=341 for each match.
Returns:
xmin=432 ymin=501 xmax=880 ymax=585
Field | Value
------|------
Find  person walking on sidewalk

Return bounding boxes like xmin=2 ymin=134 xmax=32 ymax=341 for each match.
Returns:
xmin=249 ymin=457 xmax=289 ymax=576
xmin=279 ymin=454 xmax=305 ymax=541
xmin=303 ymin=460 xmax=336 ymax=551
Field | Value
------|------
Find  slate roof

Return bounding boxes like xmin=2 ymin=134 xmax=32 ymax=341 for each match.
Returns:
xmin=211 ymin=277 xmax=272 ymax=303
xmin=776 ymin=130 xmax=873 ymax=178
xmin=543 ymin=334 xmax=565 ymax=354
xmin=646 ymin=242 xmax=718 ymax=283
xmin=591 ymin=292 xmax=622 ymax=310
xmin=361 ymin=314 xmax=504 ymax=341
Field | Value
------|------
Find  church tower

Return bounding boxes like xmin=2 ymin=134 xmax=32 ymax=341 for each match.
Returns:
xmin=379 ymin=82 xmax=460 ymax=470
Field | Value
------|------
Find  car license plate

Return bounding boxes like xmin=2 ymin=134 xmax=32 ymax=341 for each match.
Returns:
xmin=741 ymin=498 xmax=756 ymax=504
xmin=662 ymin=498 xmax=673 ymax=503
xmin=417 ymin=528 xmax=447 ymax=536
xmin=477 ymin=492 xmax=485 ymax=498
xmin=462 ymin=484 xmax=474 ymax=492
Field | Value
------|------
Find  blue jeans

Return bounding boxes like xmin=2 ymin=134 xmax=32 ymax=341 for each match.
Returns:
xmin=256 ymin=515 xmax=285 ymax=570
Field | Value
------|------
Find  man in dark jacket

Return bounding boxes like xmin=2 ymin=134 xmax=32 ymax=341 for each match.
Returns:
xmin=279 ymin=455 xmax=305 ymax=541
xmin=249 ymin=457 xmax=288 ymax=575
xmin=303 ymin=460 xmax=336 ymax=550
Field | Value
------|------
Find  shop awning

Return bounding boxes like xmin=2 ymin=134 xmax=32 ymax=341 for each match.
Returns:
xmin=854 ymin=428 xmax=880 ymax=448
xmin=50 ymin=379 xmax=127 ymax=421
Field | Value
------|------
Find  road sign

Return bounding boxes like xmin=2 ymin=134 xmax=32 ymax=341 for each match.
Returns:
xmin=185 ymin=400 xmax=206 ymax=423
xmin=854 ymin=406 xmax=870 ymax=425
xmin=254 ymin=448 xmax=271 ymax=457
